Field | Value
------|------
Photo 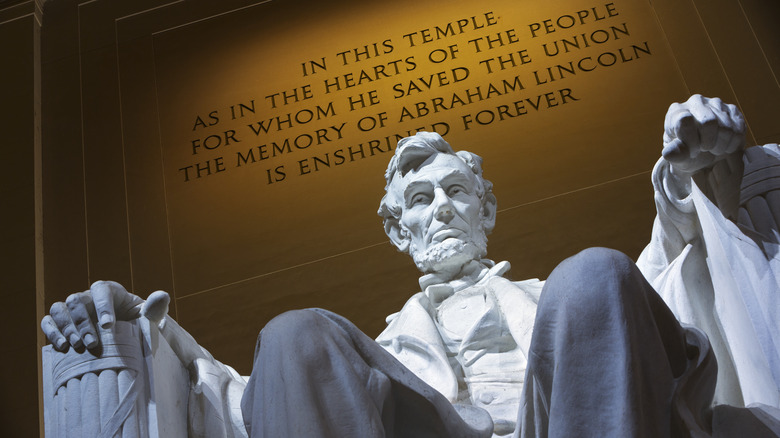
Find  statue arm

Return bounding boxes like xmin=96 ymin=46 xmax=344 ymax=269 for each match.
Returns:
xmin=638 ymin=95 xmax=745 ymax=281
xmin=143 ymin=294 xmax=249 ymax=436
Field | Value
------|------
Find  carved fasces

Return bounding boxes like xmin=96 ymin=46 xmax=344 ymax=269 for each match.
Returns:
xmin=41 ymin=285 xmax=189 ymax=438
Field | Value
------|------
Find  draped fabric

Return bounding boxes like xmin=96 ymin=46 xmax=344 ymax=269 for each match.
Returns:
xmin=240 ymin=308 xmax=493 ymax=438
xmin=240 ymin=248 xmax=731 ymax=437
xmin=518 ymin=247 xmax=716 ymax=438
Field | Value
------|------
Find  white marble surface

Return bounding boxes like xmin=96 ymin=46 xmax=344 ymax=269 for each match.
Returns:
xmin=638 ymin=95 xmax=780 ymax=409
xmin=42 ymin=318 xmax=190 ymax=438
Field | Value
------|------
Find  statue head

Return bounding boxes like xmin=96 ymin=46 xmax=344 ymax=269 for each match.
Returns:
xmin=378 ymin=132 xmax=497 ymax=278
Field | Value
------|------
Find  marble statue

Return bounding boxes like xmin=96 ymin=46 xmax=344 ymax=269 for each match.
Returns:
xmin=637 ymin=96 xmax=780 ymax=409
xmin=41 ymin=96 xmax=780 ymax=437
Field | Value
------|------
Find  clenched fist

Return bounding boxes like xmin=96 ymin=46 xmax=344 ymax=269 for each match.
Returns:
xmin=662 ymin=94 xmax=745 ymax=175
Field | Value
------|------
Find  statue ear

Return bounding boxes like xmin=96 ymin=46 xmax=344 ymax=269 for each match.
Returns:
xmin=385 ymin=218 xmax=410 ymax=253
xmin=481 ymin=193 xmax=497 ymax=234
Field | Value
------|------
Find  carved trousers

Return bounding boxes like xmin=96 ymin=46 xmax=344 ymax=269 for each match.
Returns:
xmin=518 ymin=247 xmax=716 ymax=438
xmin=240 ymin=307 xmax=491 ymax=438
xmin=241 ymin=248 xmax=719 ymax=438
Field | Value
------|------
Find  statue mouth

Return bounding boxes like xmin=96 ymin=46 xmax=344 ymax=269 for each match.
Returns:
xmin=430 ymin=228 xmax=465 ymax=243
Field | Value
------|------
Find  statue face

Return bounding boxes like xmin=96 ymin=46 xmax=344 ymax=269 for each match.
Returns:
xmin=397 ymin=153 xmax=487 ymax=274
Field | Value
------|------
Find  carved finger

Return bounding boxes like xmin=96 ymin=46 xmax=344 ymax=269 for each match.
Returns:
xmin=91 ymin=281 xmax=117 ymax=329
xmin=712 ymin=126 xmax=733 ymax=156
xmin=664 ymin=103 xmax=684 ymax=133
xmin=727 ymin=103 xmax=746 ymax=133
xmin=673 ymin=114 xmax=700 ymax=157
xmin=711 ymin=100 xmax=735 ymax=138
xmin=664 ymin=104 xmax=691 ymax=140
xmin=109 ymin=281 xmax=144 ymax=320
xmin=66 ymin=292 xmax=98 ymax=349
xmin=685 ymin=95 xmax=710 ymax=118
xmin=698 ymin=117 xmax=720 ymax=153
xmin=91 ymin=281 xmax=143 ymax=328
xmin=662 ymin=138 xmax=689 ymax=164
xmin=710 ymin=102 xmax=745 ymax=155
xmin=50 ymin=301 xmax=82 ymax=349
xmin=41 ymin=315 xmax=68 ymax=351
xmin=725 ymin=114 xmax=746 ymax=154
xmin=141 ymin=290 xmax=170 ymax=324
xmin=662 ymin=130 xmax=673 ymax=146
xmin=686 ymin=99 xmax=719 ymax=151
xmin=708 ymin=97 xmax=732 ymax=124
xmin=709 ymin=96 xmax=725 ymax=111
xmin=682 ymin=95 xmax=708 ymax=123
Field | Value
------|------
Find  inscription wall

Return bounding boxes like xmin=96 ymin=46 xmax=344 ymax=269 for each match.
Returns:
xmin=46 ymin=0 xmax=780 ymax=377
xmin=34 ymin=0 xmax=780 ymax=413
xmin=151 ymin=0 xmax=679 ymax=300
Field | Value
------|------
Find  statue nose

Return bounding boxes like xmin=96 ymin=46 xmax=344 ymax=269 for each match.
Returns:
xmin=434 ymin=190 xmax=455 ymax=223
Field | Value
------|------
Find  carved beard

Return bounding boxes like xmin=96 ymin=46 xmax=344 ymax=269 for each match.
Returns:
xmin=410 ymin=231 xmax=488 ymax=275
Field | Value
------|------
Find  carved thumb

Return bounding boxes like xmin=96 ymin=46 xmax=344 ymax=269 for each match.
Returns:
xmin=141 ymin=290 xmax=170 ymax=324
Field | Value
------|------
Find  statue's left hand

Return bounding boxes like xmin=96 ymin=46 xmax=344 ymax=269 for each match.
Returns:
xmin=40 ymin=281 xmax=144 ymax=351
xmin=662 ymin=94 xmax=745 ymax=174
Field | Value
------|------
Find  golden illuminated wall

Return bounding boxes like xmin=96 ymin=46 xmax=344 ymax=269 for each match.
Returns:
xmin=41 ymin=0 xmax=780 ymax=373
xmin=3 ymin=0 xmax=776 ymax=434
xmin=149 ymin=0 xmax=677 ymax=354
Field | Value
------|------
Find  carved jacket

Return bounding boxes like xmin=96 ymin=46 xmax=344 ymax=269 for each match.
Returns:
xmin=375 ymin=265 xmax=542 ymax=434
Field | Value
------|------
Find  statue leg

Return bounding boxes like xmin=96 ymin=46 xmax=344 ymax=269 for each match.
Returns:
xmin=241 ymin=308 xmax=490 ymax=438
xmin=518 ymin=247 xmax=716 ymax=438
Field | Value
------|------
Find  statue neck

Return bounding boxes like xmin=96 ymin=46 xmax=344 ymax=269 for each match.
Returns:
xmin=419 ymin=259 xmax=511 ymax=306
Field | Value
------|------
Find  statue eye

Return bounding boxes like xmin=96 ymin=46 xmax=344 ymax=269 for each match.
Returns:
xmin=447 ymin=185 xmax=466 ymax=197
xmin=409 ymin=193 xmax=430 ymax=206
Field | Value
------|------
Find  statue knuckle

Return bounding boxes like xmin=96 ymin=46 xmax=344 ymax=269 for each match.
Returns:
xmin=65 ymin=294 xmax=81 ymax=307
xmin=50 ymin=301 xmax=66 ymax=315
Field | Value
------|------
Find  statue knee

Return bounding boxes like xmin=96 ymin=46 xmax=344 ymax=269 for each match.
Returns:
xmin=541 ymin=247 xmax=644 ymax=320
xmin=259 ymin=309 xmax=334 ymax=364
xmin=563 ymin=247 xmax=636 ymax=282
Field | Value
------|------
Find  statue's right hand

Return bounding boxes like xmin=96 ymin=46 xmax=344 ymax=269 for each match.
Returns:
xmin=40 ymin=281 xmax=144 ymax=351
